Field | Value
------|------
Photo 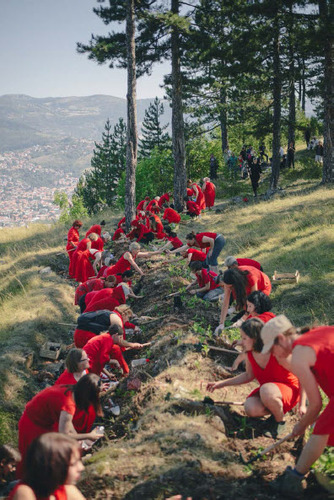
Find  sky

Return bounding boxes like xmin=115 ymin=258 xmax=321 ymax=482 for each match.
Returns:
xmin=0 ymin=0 xmax=168 ymax=100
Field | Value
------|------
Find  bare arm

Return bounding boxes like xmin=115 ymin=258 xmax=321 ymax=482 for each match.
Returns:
xmin=124 ymin=252 xmax=144 ymax=276
xmin=65 ymin=485 xmax=87 ymax=500
xmin=220 ymin=285 xmax=231 ymax=325
xmin=207 ymin=357 xmax=254 ymax=392
xmin=58 ymin=411 xmax=102 ymax=441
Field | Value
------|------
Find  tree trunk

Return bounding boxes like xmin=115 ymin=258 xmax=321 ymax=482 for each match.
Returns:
xmin=171 ymin=0 xmax=187 ymax=212
xmin=287 ymin=6 xmax=295 ymax=149
xmin=319 ymin=0 xmax=334 ymax=183
xmin=270 ymin=13 xmax=281 ymax=191
xmin=219 ymin=85 xmax=228 ymax=155
xmin=125 ymin=0 xmax=137 ymax=229
xmin=301 ymin=58 xmax=306 ymax=112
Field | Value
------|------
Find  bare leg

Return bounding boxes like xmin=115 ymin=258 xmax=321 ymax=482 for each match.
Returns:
xmin=244 ymin=395 xmax=270 ymax=417
xmin=259 ymin=383 xmax=284 ymax=422
xmin=295 ymin=434 xmax=329 ymax=475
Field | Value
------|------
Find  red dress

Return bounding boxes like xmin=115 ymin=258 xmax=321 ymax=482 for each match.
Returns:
xmin=9 ymin=483 xmax=67 ymax=500
xmin=84 ymin=286 xmax=126 ymax=313
xmin=91 ymin=236 xmax=104 ymax=252
xmin=72 ymin=238 xmax=95 ymax=283
xmin=118 ymin=217 xmax=126 ymax=228
xmin=150 ymin=214 xmax=166 ymax=239
xmin=55 ymin=370 xmax=96 ymax=433
xmin=192 ymin=183 xmax=206 ymax=211
xmin=163 ymin=208 xmax=181 ymax=224
xmin=186 ymin=200 xmax=200 ymax=215
xmin=105 ymin=253 xmax=133 ymax=277
xmin=237 ymin=265 xmax=271 ymax=296
xmin=112 ymin=227 xmax=126 ymax=241
xmin=203 ymin=181 xmax=216 ymax=208
xmin=74 ymin=328 xmax=97 ymax=348
xmin=84 ymin=332 xmax=129 ymax=375
xmin=86 ymin=225 xmax=102 ymax=237
xmin=158 ymin=193 xmax=170 ymax=208
xmin=247 ymin=352 xmax=300 ymax=413
xmin=66 ymin=227 xmax=80 ymax=278
xmin=293 ymin=326 xmax=334 ymax=444
xmin=18 ymin=386 xmax=76 ymax=472
xmin=74 ymin=278 xmax=105 ymax=305
xmin=237 ymin=258 xmax=262 ymax=270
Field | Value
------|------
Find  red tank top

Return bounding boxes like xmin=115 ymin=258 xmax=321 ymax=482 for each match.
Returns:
xmin=9 ymin=483 xmax=67 ymax=500
xmin=293 ymin=326 xmax=334 ymax=397
xmin=247 ymin=351 xmax=299 ymax=390
xmin=106 ymin=253 xmax=132 ymax=276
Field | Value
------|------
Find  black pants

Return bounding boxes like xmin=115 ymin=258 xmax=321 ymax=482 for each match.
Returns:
xmin=79 ymin=294 xmax=87 ymax=313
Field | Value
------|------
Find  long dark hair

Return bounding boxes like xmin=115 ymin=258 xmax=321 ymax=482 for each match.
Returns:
xmin=223 ymin=268 xmax=249 ymax=310
xmin=65 ymin=348 xmax=84 ymax=373
xmin=71 ymin=373 xmax=103 ymax=416
xmin=22 ymin=433 xmax=79 ymax=498
xmin=186 ymin=232 xmax=196 ymax=242
xmin=241 ymin=318 xmax=264 ymax=353
xmin=165 ymin=226 xmax=177 ymax=238
xmin=247 ymin=291 xmax=272 ymax=314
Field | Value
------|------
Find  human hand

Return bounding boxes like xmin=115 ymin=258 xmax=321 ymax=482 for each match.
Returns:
xmin=131 ymin=343 xmax=143 ymax=349
xmin=89 ymin=428 xmax=104 ymax=440
xmin=189 ymin=289 xmax=196 ymax=295
xmin=292 ymin=421 xmax=306 ymax=437
xmin=298 ymin=404 xmax=307 ymax=417
xmin=206 ymin=381 xmax=220 ymax=393
xmin=214 ymin=324 xmax=224 ymax=336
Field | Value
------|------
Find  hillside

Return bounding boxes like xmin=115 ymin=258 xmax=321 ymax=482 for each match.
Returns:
xmin=0 ymin=169 xmax=333 ymax=499
xmin=0 ymin=94 xmax=171 ymax=152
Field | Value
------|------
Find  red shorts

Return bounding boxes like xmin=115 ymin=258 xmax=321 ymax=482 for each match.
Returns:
xmin=248 ymin=382 xmax=300 ymax=414
xmin=313 ymin=396 xmax=334 ymax=445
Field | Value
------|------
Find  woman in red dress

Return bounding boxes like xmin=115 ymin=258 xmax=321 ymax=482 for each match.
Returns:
xmin=84 ymin=324 xmax=144 ymax=377
xmin=162 ymin=206 xmax=181 ymax=225
xmin=218 ymin=265 xmax=271 ymax=328
xmin=202 ymin=177 xmax=216 ymax=210
xmin=74 ymin=276 xmax=116 ymax=306
xmin=187 ymin=179 xmax=206 ymax=211
xmin=149 ymin=215 xmax=166 ymax=239
xmin=55 ymin=348 xmax=96 ymax=434
xmin=261 ymin=317 xmax=334 ymax=495
xmin=10 ymin=433 xmax=85 ymax=500
xmin=71 ymin=233 xmax=99 ymax=283
xmin=83 ymin=283 xmax=131 ymax=313
xmin=105 ymin=242 xmax=159 ymax=278
xmin=17 ymin=374 xmax=103 ymax=475
xmin=66 ymin=220 xmax=82 ymax=278
xmin=207 ymin=318 xmax=300 ymax=439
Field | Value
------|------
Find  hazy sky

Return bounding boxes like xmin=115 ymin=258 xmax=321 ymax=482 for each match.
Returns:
xmin=0 ymin=0 xmax=168 ymax=99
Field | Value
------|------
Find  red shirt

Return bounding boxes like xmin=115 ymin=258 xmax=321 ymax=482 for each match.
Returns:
xmin=194 ymin=232 xmax=217 ymax=249
xmin=293 ymin=326 xmax=334 ymax=398
xmin=237 ymin=258 xmax=262 ymax=270
xmin=163 ymin=208 xmax=181 ymax=224
xmin=158 ymin=193 xmax=170 ymax=208
xmin=167 ymin=235 xmax=183 ymax=249
xmin=186 ymin=200 xmax=200 ymax=215
xmin=85 ymin=287 xmax=125 ymax=312
xmin=25 ymin=385 xmax=76 ymax=428
xmin=187 ymin=248 xmax=207 ymax=262
xmin=237 ymin=265 xmax=271 ymax=296
xmin=75 ymin=278 xmax=105 ymax=305
xmin=196 ymin=269 xmax=219 ymax=290
xmin=105 ymin=253 xmax=133 ymax=277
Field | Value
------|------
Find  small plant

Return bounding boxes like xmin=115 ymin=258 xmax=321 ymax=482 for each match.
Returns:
xmin=201 ymin=344 xmax=210 ymax=357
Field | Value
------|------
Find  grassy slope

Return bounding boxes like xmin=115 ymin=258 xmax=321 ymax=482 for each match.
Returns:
xmin=0 ymin=148 xmax=333 ymax=497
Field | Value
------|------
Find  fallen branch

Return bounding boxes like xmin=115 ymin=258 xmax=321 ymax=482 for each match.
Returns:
xmin=206 ymin=344 xmax=241 ymax=355
xmin=240 ymin=432 xmax=294 ymax=465
xmin=172 ymin=398 xmax=229 ymax=424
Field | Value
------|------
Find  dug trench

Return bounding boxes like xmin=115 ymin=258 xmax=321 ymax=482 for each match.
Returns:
xmin=13 ymin=244 xmax=329 ymax=500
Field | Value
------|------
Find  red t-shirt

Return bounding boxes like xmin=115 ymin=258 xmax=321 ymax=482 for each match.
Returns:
xmin=186 ymin=200 xmax=200 ymax=215
xmin=187 ymin=248 xmax=207 ymax=262
xmin=112 ymin=227 xmax=125 ymax=241
xmin=84 ymin=333 xmax=115 ymax=375
xmin=196 ymin=269 xmax=219 ymax=290
xmin=194 ymin=232 xmax=217 ymax=249
xmin=163 ymin=208 xmax=181 ymax=224
xmin=85 ymin=287 xmax=125 ymax=312
xmin=167 ymin=235 xmax=183 ymax=249
xmin=237 ymin=258 xmax=262 ymax=270
xmin=237 ymin=265 xmax=271 ymax=296
xmin=25 ymin=385 xmax=76 ymax=427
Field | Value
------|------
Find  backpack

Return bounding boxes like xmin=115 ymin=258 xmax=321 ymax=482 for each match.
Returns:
xmin=77 ymin=310 xmax=111 ymax=334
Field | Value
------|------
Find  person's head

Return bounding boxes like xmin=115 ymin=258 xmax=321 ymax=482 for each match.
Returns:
xmin=187 ymin=179 xmax=193 ymax=186
xmin=102 ymin=231 xmax=111 ymax=242
xmin=221 ymin=268 xmax=249 ymax=310
xmin=72 ymin=373 xmax=103 ymax=416
xmin=22 ymin=433 xmax=83 ymax=497
xmin=183 ymin=195 xmax=190 ymax=202
xmin=121 ymin=270 xmax=134 ymax=282
xmin=149 ymin=216 xmax=157 ymax=230
xmin=129 ymin=242 xmax=141 ymax=256
xmin=105 ymin=275 xmax=117 ymax=288
xmin=240 ymin=318 xmax=264 ymax=353
xmin=65 ymin=348 xmax=89 ymax=374
xmin=88 ymin=232 xmax=99 ymax=242
xmin=115 ymin=304 xmax=133 ymax=321
xmin=108 ymin=324 xmax=124 ymax=339
xmin=246 ymin=291 xmax=272 ymax=315
xmin=224 ymin=256 xmax=238 ymax=268
xmin=189 ymin=260 xmax=203 ymax=276
xmin=100 ymin=220 xmax=106 ymax=227
xmin=72 ymin=220 xmax=82 ymax=229
xmin=319 ymin=140 xmax=323 ymax=146
xmin=0 ymin=445 xmax=21 ymax=481
xmin=261 ymin=315 xmax=297 ymax=357
xmin=203 ymin=177 xmax=210 ymax=182
xmin=186 ymin=232 xmax=196 ymax=245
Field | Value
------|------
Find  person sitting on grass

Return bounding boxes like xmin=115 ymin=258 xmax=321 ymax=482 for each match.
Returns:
xmin=260 ymin=316 xmax=334 ymax=496
xmin=206 ymin=318 xmax=300 ymax=439
xmin=9 ymin=433 xmax=86 ymax=500
xmin=186 ymin=261 xmax=222 ymax=302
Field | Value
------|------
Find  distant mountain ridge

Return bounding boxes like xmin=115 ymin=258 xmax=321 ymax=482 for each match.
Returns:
xmin=0 ymin=94 xmax=171 ymax=152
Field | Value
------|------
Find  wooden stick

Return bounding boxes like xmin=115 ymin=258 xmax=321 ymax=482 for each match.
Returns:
xmin=206 ymin=344 xmax=241 ymax=355
xmin=214 ymin=400 xmax=244 ymax=406
xmin=58 ymin=323 xmax=77 ymax=327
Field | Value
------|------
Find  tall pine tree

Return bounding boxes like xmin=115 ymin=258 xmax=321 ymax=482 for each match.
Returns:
xmin=139 ymin=97 xmax=170 ymax=157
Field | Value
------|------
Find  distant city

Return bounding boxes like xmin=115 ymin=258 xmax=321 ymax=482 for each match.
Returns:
xmin=0 ymin=140 xmax=93 ymax=227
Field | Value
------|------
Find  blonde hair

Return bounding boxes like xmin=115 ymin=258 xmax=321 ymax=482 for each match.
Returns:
xmin=88 ymin=232 xmax=99 ymax=241
xmin=129 ymin=242 xmax=141 ymax=253
xmin=115 ymin=304 xmax=133 ymax=317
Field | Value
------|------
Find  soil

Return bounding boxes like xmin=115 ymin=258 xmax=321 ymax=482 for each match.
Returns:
xmin=29 ymin=246 xmax=331 ymax=499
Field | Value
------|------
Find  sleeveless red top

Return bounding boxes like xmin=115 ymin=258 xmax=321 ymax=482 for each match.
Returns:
xmin=293 ymin=326 xmax=334 ymax=397
xmin=105 ymin=253 xmax=133 ymax=276
xmin=9 ymin=483 xmax=67 ymax=499
xmin=247 ymin=352 xmax=299 ymax=390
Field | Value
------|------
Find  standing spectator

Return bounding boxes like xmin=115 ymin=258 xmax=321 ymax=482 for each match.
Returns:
xmin=279 ymin=145 xmax=285 ymax=158
xmin=314 ymin=140 xmax=324 ymax=164
xmin=227 ymin=153 xmax=238 ymax=179
xmin=209 ymin=154 xmax=218 ymax=179
xmin=287 ymin=142 xmax=295 ymax=168
xmin=259 ymin=144 xmax=269 ymax=163
xmin=202 ymin=178 xmax=216 ymax=210
xmin=304 ymin=128 xmax=311 ymax=149
xmin=248 ymin=158 xmax=262 ymax=197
